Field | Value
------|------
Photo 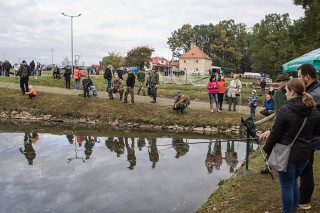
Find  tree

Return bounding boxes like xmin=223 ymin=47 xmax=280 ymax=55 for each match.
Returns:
xmin=249 ymin=13 xmax=294 ymax=76
xmin=61 ymin=57 xmax=71 ymax=67
xmin=291 ymin=0 xmax=320 ymax=56
xmin=125 ymin=46 xmax=154 ymax=70
xmin=167 ymin=24 xmax=196 ymax=57
xmin=101 ymin=52 xmax=126 ymax=70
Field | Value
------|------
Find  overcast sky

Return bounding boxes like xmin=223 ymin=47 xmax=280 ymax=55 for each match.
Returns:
xmin=0 ymin=0 xmax=304 ymax=66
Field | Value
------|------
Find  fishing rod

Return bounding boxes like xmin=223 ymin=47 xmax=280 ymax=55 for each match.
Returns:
xmin=5 ymin=76 xmax=18 ymax=88
xmin=154 ymin=137 xmax=259 ymax=147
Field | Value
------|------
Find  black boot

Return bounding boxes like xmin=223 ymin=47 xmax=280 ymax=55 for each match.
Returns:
xmin=260 ymin=166 xmax=271 ymax=174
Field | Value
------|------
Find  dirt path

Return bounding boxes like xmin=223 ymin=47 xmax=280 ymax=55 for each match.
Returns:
xmin=0 ymin=81 xmax=261 ymax=114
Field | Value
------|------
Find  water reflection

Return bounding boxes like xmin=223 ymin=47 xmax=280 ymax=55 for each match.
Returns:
xmin=172 ymin=138 xmax=189 ymax=159
xmin=19 ymin=132 xmax=39 ymax=165
xmin=0 ymin=131 xmax=257 ymax=213
xmin=148 ymin=138 xmax=159 ymax=169
xmin=16 ymin=132 xmax=251 ymax=174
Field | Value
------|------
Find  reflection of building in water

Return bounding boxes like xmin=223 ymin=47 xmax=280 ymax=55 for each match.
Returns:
xmin=19 ymin=132 xmax=38 ymax=165
xmin=66 ymin=135 xmax=74 ymax=144
xmin=225 ymin=141 xmax=238 ymax=173
xmin=125 ymin=138 xmax=136 ymax=170
xmin=137 ymin=138 xmax=146 ymax=151
xmin=84 ymin=136 xmax=95 ymax=160
xmin=148 ymin=138 xmax=159 ymax=169
xmin=172 ymin=138 xmax=189 ymax=158
xmin=205 ymin=141 xmax=222 ymax=173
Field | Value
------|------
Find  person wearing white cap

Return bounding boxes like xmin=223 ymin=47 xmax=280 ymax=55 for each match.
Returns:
xmin=26 ymin=85 xmax=36 ymax=98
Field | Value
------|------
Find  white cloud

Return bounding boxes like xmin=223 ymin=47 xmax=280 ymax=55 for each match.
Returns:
xmin=0 ymin=0 xmax=304 ymax=65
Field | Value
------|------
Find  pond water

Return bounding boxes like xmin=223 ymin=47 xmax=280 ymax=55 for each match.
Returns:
xmin=0 ymin=130 xmax=255 ymax=213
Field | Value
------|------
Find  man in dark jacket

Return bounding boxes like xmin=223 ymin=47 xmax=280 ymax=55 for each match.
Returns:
xmin=17 ymin=60 xmax=31 ymax=95
xmin=136 ymin=70 xmax=146 ymax=95
xmin=104 ymin=65 xmax=113 ymax=93
xmin=147 ymin=70 xmax=159 ymax=103
xmin=298 ymin=64 xmax=320 ymax=210
xmin=30 ymin=60 xmax=35 ymax=76
xmin=123 ymin=69 xmax=135 ymax=104
xmin=260 ymin=73 xmax=290 ymax=174
xmin=3 ymin=60 xmax=12 ymax=77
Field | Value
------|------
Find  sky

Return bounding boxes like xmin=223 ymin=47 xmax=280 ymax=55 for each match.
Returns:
xmin=0 ymin=0 xmax=304 ymax=66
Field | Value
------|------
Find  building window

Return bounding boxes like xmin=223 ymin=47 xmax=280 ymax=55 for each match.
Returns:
xmin=184 ymin=68 xmax=186 ymax=71
xmin=184 ymin=60 xmax=186 ymax=63
xmin=196 ymin=60 xmax=198 ymax=63
xmin=196 ymin=68 xmax=198 ymax=71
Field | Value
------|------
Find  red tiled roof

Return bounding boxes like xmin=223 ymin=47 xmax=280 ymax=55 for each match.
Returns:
xmin=180 ymin=46 xmax=211 ymax=60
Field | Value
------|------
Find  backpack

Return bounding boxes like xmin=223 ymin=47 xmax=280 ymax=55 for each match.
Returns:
xmin=21 ymin=65 xmax=29 ymax=77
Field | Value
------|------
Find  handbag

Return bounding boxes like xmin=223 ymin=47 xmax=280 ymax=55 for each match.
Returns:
xmin=266 ymin=117 xmax=307 ymax=172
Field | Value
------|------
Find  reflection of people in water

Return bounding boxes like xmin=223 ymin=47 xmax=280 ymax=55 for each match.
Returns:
xmin=148 ymin=138 xmax=159 ymax=169
xmin=137 ymin=138 xmax=146 ymax=151
xmin=19 ymin=132 xmax=39 ymax=165
xmin=172 ymin=138 xmax=189 ymax=158
xmin=125 ymin=137 xmax=136 ymax=170
xmin=105 ymin=136 xmax=115 ymax=152
xmin=66 ymin=135 xmax=74 ymax=144
xmin=84 ymin=136 xmax=95 ymax=160
xmin=225 ymin=141 xmax=238 ymax=173
xmin=205 ymin=141 xmax=223 ymax=173
xmin=76 ymin=135 xmax=84 ymax=147
xmin=114 ymin=137 xmax=125 ymax=157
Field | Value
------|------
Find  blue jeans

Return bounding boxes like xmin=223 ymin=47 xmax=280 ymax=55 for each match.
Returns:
xmin=75 ymin=79 xmax=80 ymax=90
xmin=106 ymin=79 xmax=112 ymax=92
xmin=278 ymin=160 xmax=308 ymax=213
xmin=209 ymin=93 xmax=218 ymax=106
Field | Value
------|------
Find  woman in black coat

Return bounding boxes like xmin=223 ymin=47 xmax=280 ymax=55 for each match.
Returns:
xmin=263 ymin=78 xmax=320 ymax=213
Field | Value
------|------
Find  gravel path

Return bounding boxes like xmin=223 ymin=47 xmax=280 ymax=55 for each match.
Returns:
xmin=0 ymin=81 xmax=261 ymax=114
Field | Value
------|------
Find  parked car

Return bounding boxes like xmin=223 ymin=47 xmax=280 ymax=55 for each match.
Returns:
xmin=42 ymin=65 xmax=53 ymax=71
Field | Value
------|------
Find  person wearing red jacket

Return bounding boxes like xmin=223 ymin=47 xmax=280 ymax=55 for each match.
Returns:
xmin=207 ymin=75 xmax=219 ymax=113
xmin=73 ymin=66 xmax=83 ymax=90
xmin=217 ymin=75 xmax=226 ymax=111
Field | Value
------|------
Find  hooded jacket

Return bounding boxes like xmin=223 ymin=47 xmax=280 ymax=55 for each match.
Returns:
xmin=263 ymin=97 xmax=320 ymax=163
xmin=306 ymin=80 xmax=320 ymax=149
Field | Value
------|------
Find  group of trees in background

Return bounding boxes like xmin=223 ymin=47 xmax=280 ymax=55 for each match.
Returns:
xmin=167 ymin=0 xmax=320 ymax=77
xmin=99 ymin=0 xmax=319 ymax=77
xmin=101 ymin=46 xmax=154 ymax=70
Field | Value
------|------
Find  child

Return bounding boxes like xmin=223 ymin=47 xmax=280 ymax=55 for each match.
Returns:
xmin=26 ymin=85 xmax=36 ymax=99
xmin=82 ymin=75 xmax=93 ymax=98
xmin=248 ymin=89 xmax=257 ymax=120
xmin=268 ymin=84 xmax=274 ymax=96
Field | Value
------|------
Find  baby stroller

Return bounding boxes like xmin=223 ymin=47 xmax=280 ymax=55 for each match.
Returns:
xmin=90 ymin=85 xmax=98 ymax=96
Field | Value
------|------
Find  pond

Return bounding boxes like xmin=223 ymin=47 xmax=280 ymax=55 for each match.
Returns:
xmin=0 ymin=129 xmax=255 ymax=213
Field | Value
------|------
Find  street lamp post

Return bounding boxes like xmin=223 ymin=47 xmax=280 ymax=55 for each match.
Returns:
xmin=62 ymin=12 xmax=81 ymax=74
xmin=51 ymin=49 xmax=53 ymax=69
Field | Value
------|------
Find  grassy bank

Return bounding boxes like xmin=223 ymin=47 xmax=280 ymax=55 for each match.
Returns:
xmin=196 ymin=150 xmax=320 ymax=212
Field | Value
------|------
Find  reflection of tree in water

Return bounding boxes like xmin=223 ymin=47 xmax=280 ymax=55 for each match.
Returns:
xmin=225 ymin=141 xmax=238 ymax=173
xmin=84 ymin=136 xmax=95 ymax=160
xmin=125 ymin=138 xmax=136 ymax=170
xmin=172 ymin=138 xmax=189 ymax=158
xmin=205 ymin=141 xmax=222 ymax=173
xmin=148 ymin=138 xmax=159 ymax=169
xmin=137 ymin=138 xmax=146 ymax=151
xmin=105 ymin=136 xmax=114 ymax=152
xmin=19 ymin=132 xmax=38 ymax=165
